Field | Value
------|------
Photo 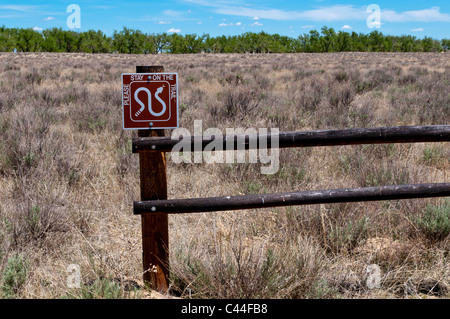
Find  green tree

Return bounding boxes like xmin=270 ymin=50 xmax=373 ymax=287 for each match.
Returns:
xmin=395 ymin=35 xmax=418 ymax=52
xmin=350 ymin=32 xmax=362 ymax=51
xmin=382 ymin=36 xmax=393 ymax=52
xmin=80 ymin=30 xmax=111 ymax=53
xmin=308 ymin=30 xmax=321 ymax=52
xmin=420 ymin=36 xmax=442 ymax=52
xmin=0 ymin=25 xmax=448 ymax=54
xmin=0 ymin=26 xmax=17 ymax=51
xmin=42 ymin=28 xmax=63 ymax=52
xmin=203 ymin=34 xmax=219 ymax=53
xmin=335 ymin=31 xmax=351 ymax=52
xmin=295 ymin=34 xmax=308 ymax=52
xmin=150 ymin=33 xmax=169 ymax=54
xmin=112 ymin=27 xmax=145 ymax=53
xmin=62 ymin=30 xmax=82 ymax=52
xmin=211 ymin=35 xmax=229 ymax=53
xmin=16 ymin=28 xmax=43 ymax=52
xmin=42 ymin=28 xmax=79 ymax=52
xmin=320 ymin=26 xmax=336 ymax=52
xmin=442 ymin=39 xmax=450 ymax=51
xmin=368 ymin=30 xmax=383 ymax=52
xmin=184 ymin=34 xmax=206 ymax=53
xmin=267 ymin=33 xmax=291 ymax=53
xmin=166 ymin=33 xmax=185 ymax=53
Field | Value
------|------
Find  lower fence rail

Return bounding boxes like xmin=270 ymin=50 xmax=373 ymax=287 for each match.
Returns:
xmin=134 ymin=183 xmax=450 ymax=215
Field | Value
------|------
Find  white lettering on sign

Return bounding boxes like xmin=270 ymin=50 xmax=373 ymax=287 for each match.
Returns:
xmin=170 ymin=84 xmax=177 ymax=100
xmin=123 ymin=84 xmax=130 ymax=106
xmin=131 ymin=74 xmax=144 ymax=81
xmin=130 ymin=74 xmax=175 ymax=81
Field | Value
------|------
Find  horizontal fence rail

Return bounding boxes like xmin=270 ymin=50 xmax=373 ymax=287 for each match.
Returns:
xmin=133 ymin=125 xmax=450 ymax=153
xmin=134 ymin=183 xmax=450 ymax=215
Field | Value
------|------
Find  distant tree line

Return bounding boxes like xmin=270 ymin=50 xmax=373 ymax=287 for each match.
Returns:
xmin=1 ymin=25 xmax=449 ymax=54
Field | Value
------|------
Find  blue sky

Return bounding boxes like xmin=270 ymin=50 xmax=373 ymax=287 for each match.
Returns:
xmin=1 ymin=1 xmax=449 ymax=39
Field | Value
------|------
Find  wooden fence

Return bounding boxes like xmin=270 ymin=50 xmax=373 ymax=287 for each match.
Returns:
xmin=132 ymin=66 xmax=450 ymax=292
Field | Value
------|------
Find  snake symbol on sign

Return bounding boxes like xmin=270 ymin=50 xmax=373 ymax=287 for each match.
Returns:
xmin=134 ymin=85 xmax=167 ymax=117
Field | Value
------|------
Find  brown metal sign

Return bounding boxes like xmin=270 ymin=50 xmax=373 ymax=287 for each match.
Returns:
xmin=122 ymin=73 xmax=178 ymax=129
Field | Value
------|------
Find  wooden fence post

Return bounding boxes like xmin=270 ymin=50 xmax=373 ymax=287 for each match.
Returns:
xmin=136 ymin=65 xmax=169 ymax=292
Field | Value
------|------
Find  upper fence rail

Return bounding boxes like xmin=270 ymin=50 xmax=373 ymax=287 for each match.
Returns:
xmin=132 ymin=125 xmax=450 ymax=153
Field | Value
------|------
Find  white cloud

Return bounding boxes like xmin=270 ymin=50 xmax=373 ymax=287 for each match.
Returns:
xmin=42 ymin=16 xmax=55 ymax=21
xmin=163 ymin=10 xmax=185 ymax=18
xmin=370 ymin=21 xmax=384 ymax=27
xmin=32 ymin=26 xmax=43 ymax=32
xmin=185 ymin=1 xmax=450 ymax=23
xmin=157 ymin=21 xmax=172 ymax=24
xmin=219 ymin=22 xmax=242 ymax=27
xmin=89 ymin=5 xmax=115 ymax=10
xmin=0 ymin=14 xmax=20 ymax=19
xmin=251 ymin=21 xmax=263 ymax=27
xmin=411 ymin=28 xmax=424 ymax=32
xmin=215 ymin=5 xmax=364 ymax=21
xmin=383 ymin=6 xmax=450 ymax=22
xmin=341 ymin=25 xmax=352 ymax=30
xmin=0 ymin=5 xmax=37 ymax=12
xmin=301 ymin=25 xmax=314 ymax=28
xmin=167 ymin=28 xmax=181 ymax=33
xmin=198 ymin=21 xmax=202 ymax=24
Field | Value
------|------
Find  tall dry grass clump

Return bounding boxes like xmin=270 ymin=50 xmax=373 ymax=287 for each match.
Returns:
xmin=0 ymin=52 xmax=449 ymax=299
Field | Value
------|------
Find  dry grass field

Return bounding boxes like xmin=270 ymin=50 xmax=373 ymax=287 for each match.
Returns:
xmin=0 ymin=52 xmax=449 ymax=299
